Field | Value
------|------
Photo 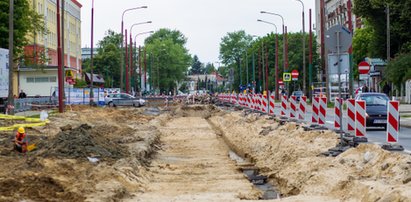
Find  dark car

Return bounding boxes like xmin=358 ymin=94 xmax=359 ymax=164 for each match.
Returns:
xmin=291 ymin=91 xmax=304 ymax=102
xmin=355 ymin=93 xmax=389 ymax=129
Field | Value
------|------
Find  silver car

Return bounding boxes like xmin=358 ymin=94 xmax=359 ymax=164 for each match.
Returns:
xmin=104 ymin=93 xmax=145 ymax=107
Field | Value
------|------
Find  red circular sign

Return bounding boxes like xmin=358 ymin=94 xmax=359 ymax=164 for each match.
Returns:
xmin=278 ymin=80 xmax=284 ymax=85
xmin=358 ymin=61 xmax=370 ymax=74
xmin=291 ymin=70 xmax=299 ymax=79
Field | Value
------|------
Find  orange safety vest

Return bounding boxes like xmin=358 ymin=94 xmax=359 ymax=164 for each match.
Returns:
xmin=15 ymin=132 xmax=27 ymax=146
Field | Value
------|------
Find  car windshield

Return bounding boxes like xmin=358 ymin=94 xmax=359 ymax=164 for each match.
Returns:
xmin=293 ymin=91 xmax=303 ymax=96
xmin=360 ymin=94 xmax=389 ymax=106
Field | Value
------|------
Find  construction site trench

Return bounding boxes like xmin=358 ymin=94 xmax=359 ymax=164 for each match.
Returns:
xmin=0 ymin=103 xmax=410 ymax=201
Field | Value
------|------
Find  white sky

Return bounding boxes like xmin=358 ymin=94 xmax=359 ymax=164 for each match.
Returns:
xmin=79 ymin=0 xmax=316 ymax=64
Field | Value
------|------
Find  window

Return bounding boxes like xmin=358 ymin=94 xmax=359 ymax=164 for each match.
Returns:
xmin=27 ymin=77 xmax=34 ymax=83
xmin=49 ymin=76 xmax=57 ymax=82
xmin=35 ymin=77 xmax=49 ymax=83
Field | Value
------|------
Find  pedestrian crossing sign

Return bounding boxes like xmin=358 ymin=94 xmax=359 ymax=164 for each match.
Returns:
xmin=283 ymin=73 xmax=291 ymax=82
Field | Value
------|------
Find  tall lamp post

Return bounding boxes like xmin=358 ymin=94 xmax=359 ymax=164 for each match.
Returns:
xmin=128 ymin=21 xmax=152 ymax=93
xmin=134 ymin=30 xmax=154 ymax=94
xmin=120 ymin=6 xmax=147 ymax=91
xmin=89 ymin=0 xmax=95 ymax=105
xmin=296 ymin=0 xmax=306 ymax=96
xmin=257 ymin=19 xmax=279 ymax=100
xmin=261 ymin=11 xmax=285 ymax=73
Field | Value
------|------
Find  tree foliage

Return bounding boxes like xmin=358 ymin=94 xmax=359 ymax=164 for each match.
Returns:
xmin=385 ymin=53 xmax=411 ymax=88
xmin=354 ymin=0 xmax=411 ymax=58
xmin=220 ymin=31 xmax=320 ymax=93
xmin=189 ymin=55 xmax=203 ymax=74
xmin=0 ymin=0 xmax=46 ymax=57
xmin=145 ymin=29 xmax=191 ymax=93
xmin=219 ymin=30 xmax=252 ymax=65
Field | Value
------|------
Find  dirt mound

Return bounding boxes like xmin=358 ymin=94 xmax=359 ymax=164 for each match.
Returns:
xmin=0 ymin=175 xmax=84 ymax=202
xmin=174 ymin=104 xmax=223 ymax=118
xmin=40 ymin=124 xmax=128 ymax=159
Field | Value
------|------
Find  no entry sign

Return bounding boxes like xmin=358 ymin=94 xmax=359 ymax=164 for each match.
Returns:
xmin=358 ymin=61 xmax=370 ymax=74
xmin=278 ymin=79 xmax=284 ymax=86
xmin=291 ymin=70 xmax=299 ymax=81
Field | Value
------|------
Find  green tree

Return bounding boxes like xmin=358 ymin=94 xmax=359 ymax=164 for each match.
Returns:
xmin=145 ymin=29 xmax=191 ymax=93
xmin=354 ymin=0 xmax=411 ymax=58
xmin=204 ymin=63 xmax=216 ymax=74
xmin=219 ymin=30 xmax=253 ymax=89
xmin=190 ymin=55 xmax=203 ymax=74
xmin=0 ymin=0 xmax=46 ymax=58
xmin=385 ymin=53 xmax=411 ymax=89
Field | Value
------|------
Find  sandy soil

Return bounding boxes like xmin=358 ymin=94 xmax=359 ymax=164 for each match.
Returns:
xmin=209 ymin=111 xmax=411 ymax=201
xmin=127 ymin=111 xmax=260 ymax=201
xmin=0 ymin=106 xmax=161 ymax=202
xmin=1 ymin=104 xmax=410 ymax=201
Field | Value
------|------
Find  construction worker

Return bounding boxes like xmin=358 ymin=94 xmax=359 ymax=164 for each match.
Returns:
xmin=14 ymin=127 xmax=28 ymax=153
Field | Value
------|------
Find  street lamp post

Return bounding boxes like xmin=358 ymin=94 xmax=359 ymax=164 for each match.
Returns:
xmin=120 ymin=6 xmax=147 ymax=91
xmin=134 ymin=31 xmax=154 ymax=94
xmin=296 ymin=0 xmax=306 ymax=96
xmin=257 ymin=19 xmax=279 ymax=100
xmin=128 ymin=21 xmax=152 ymax=93
xmin=261 ymin=11 xmax=285 ymax=73
xmin=90 ymin=0 xmax=95 ymax=105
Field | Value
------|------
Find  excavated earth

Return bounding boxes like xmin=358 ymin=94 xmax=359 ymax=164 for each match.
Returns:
xmin=0 ymin=104 xmax=410 ymax=201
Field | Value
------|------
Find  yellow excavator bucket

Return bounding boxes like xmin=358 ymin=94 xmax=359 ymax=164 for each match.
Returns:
xmin=27 ymin=144 xmax=36 ymax=152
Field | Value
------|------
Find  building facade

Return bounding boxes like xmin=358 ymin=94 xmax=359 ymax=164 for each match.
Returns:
xmin=19 ymin=0 xmax=82 ymax=96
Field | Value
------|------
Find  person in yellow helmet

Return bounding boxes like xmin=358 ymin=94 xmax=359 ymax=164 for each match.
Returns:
xmin=14 ymin=127 xmax=28 ymax=153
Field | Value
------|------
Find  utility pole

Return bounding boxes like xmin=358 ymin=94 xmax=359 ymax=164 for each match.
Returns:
xmin=89 ymin=0 xmax=95 ymax=105
xmin=309 ymin=9 xmax=313 ymax=99
xmin=61 ymin=0 xmax=65 ymax=107
xmin=57 ymin=0 xmax=64 ymax=112
xmin=386 ymin=4 xmax=390 ymax=62
xmin=7 ymin=0 xmax=14 ymax=115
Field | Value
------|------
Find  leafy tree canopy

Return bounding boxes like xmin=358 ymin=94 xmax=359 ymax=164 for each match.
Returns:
xmin=219 ymin=30 xmax=253 ymax=65
xmin=189 ymin=55 xmax=203 ymax=75
xmin=145 ymin=28 xmax=187 ymax=46
xmin=385 ymin=52 xmax=411 ymax=88
xmin=0 ymin=0 xmax=46 ymax=57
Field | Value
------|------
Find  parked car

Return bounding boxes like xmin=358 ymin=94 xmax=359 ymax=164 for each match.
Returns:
xmin=104 ymin=93 xmax=145 ymax=107
xmin=291 ymin=91 xmax=304 ymax=102
xmin=355 ymin=93 xmax=389 ymax=129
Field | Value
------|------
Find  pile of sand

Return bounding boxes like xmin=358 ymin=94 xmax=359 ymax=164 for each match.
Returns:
xmin=209 ymin=111 xmax=411 ymax=201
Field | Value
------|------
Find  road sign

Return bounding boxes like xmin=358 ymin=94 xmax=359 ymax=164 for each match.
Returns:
xmin=278 ymin=79 xmax=284 ymax=86
xmin=283 ymin=73 xmax=291 ymax=82
xmin=358 ymin=61 xmax=370 ymax=74
xmin=291 ymin=70 xmax=299 ymax=81
xmin=325 ymin=25 xmax=353 ymax=53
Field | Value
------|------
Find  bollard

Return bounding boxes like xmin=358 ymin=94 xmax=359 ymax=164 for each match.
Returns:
xmin=334 ymin=97 xmax=342 ymax=129
xmin=261 ymin=94 xmax=268 ymax=113
xmin=312 ymin=97 xmax=319 ymax=124
xmin=281 ymin=95 xmax=288 ymax=116
xmin=269 ymin=94 xmax=275 ymax=116
xmin=299 ymin=96 xmax=307 ymax=121
xmin=289 ymin=96 xmax=297 ymax=119
xmin=355 ymin=100 xmax=366 ymax=137
xmin=387 ymin=100 xmax=400 ymax=143
xmin=318 ymin=97 xmax=327 ymax=125
xmin=347 ymin=99 xmax=355 ymax=132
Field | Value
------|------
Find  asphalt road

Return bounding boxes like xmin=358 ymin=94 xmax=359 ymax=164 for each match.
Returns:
xmin=271 ymin=107 xmax=411 ymax=153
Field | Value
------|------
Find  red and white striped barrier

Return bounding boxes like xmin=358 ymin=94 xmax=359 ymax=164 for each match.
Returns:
xmin=256 ymin=94 xmax=261 ymax=112
xmin=290 ymin=96 xmax=297 ymax=118
xmin=261 ymin=95 xmax=268 ymax=113
xmin=269 ymin=94 xmax=275 ymax=115
xmin=355 ymin=100 xmax=366 ymax=137
xmin=334 ymin=98 xmax=342 ymax=129
xmin=312 ymin=97 xmax=319 ymax=124
xmin=281 ymin=95 xmax=288 ymax=116
xmin=299 ymin=96 xmax=307 ymax=120
xmin=318 ymin=97 xmax=327 ymax=125
xmin=387 ymin=101 xmax=400 ymax=143
xmin=251 ymin=94 xmax=256 ymax=110
xmin=347 ymin=99 xmax=355 ymax=132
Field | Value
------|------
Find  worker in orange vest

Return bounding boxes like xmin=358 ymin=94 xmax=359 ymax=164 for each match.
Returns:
xmin=14 ymin=127 xmax=28 ymax=153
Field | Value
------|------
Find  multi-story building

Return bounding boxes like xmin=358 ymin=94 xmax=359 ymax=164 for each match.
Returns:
xmin=17 ymin=0 xmax=82 ymax=97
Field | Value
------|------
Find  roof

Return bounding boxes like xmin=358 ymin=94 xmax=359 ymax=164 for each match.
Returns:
xmin=85 ymin=73 xmax=105 ymax=83
xmin=71 ymin=0 xmax=82 ymax=8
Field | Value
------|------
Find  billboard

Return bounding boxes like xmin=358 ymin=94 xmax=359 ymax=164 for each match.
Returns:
xmin=0 ymin=48 xmax=9 ymax=98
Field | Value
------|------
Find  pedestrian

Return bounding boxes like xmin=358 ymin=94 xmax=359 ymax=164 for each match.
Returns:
xmin=14 ymin=127 xmax=28 ymax=153
xmin=383 ymin=82 xmax=391 ymax=96
xmin=362 ymin=84 xmax=369 ymax=93
xmin=18 ymin=90 xmax=27 ymax=98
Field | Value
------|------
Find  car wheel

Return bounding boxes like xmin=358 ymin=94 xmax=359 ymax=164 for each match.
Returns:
xmin=108 ymin=102 xmax=115 ymax=107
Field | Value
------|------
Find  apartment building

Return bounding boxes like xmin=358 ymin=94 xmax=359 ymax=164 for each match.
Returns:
xmin=19 ymin=0 xmax=82 ymax=96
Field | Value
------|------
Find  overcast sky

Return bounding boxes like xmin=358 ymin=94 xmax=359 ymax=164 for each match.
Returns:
xmin=79 ymin=0 xmax=316 ymax=65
